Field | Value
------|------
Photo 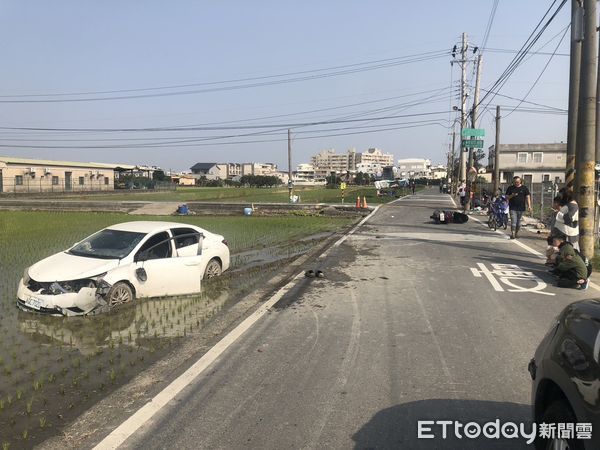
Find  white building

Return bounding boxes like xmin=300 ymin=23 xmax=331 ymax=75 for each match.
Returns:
xmin=294 ymin=163 xmax=327 ymax=185
xmin=397 ymin=158 xmax=432 ymax=178
xmin=429 ymin=165 xmax=447 ymax=180
xmin=488 ymin=143 xmax=566 ymax=185
xmin=310 ymin=147 xmax=394 ymax=175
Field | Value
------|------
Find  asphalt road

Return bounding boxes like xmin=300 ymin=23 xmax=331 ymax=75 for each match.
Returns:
xmin=116 ymin=188 xmax=597 ymax=449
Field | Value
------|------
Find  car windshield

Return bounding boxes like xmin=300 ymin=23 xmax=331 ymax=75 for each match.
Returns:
xmin=68 ymin=229 xmax=147 ymax=259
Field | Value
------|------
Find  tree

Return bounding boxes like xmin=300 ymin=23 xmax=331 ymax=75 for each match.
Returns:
xmin=473 ymin=149 xmax=486 ymax=170
xmin=152 ymin=170 xmax=170 ymax=182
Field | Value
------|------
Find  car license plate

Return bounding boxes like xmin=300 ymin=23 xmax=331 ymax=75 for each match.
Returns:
xmin=25 ymin=297 xmax=43 ymax=310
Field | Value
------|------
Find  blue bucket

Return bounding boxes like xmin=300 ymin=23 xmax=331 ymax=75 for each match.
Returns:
xmin=243 ymin=207 xmax=253 ymax=216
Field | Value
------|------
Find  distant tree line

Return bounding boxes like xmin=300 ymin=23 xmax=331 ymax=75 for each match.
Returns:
xmin=193 ymin=175 xmax=282 ymax=188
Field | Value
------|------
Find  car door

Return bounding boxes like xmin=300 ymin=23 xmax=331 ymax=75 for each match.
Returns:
xmin=133 ymin=231 xmax=200 ymax=298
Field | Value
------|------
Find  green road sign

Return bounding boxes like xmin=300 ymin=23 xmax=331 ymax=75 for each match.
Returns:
xmin=462 ymin=139 xmax=484 ymax=148
xmin=461 ymin=128 xmax=485 ymax=137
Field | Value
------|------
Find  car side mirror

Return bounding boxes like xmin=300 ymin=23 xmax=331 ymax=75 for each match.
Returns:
xmin=135 ymin=251 xmax=149 ymax=262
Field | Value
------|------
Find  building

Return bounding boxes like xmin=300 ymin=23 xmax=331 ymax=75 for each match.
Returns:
xmin=294 ymin=163 xmax=327 ymax=185
xmin=190 ymin=162 xmax=279 ymax=180
xmin=430 ymin=165 xmax=447 ymax=180
xmin=488 ymin=143 xmax=566 ymax=185
xmin=0 ymin=156 xmax=116 ymax=193
xmin=171 ymin=174 xmax=197 ymax=186
xmin=310 ymin=148 xmax=394 ymax=175
xmin=359 ymin=148 xmax=394 ymax=168
xmin=397 ymin=158 xmax=432 ymax=179
xmin=190 ymin=163 xmax=227 ymax=180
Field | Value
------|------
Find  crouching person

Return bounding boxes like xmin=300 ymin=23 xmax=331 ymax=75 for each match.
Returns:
xmin=552 ymin=233 xmax=589 ymax=290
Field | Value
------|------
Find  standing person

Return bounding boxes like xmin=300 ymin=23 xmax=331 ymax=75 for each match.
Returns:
xmin=457 ymin=181 xmax=467 ymax=207
xmin=553 ymin=189 xmax=580 ymax=250
xmin=505 ymin=176 xmax=532 ymax=239
xmin=411 ymin=181 xmax=416 ymax=195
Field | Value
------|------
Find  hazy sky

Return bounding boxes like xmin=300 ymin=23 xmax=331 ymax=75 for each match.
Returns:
xmin=0 ymin=1 xmax=570 ymax=171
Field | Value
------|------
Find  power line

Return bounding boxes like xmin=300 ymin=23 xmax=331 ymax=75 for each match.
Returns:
xmin=0 ymin=111 xmax=454 ymax=149
xmin=503 ymin=24 xmax=569 ymax=118
xmin=477 ymin=0 xmax=567 ymax=111
xmin=0 ymin=51 xmax=448 ymax=104
xmin=481 ymin=0 xmax=500 ymax=52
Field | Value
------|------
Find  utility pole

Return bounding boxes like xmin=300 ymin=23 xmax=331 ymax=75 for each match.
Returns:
xmin=567 ymin=0 xmax=583 ymax=187
xmin=575 ymin=0 xmax=597 ymax=258
xmin=287 ymin=129 xmax=293 ymax=201
xmin=465 ymin=53 xmax=482 ymax=210
xmin=450 ymin=130 xmax=456 ymax=194
xmin=493 ymin=106 xmax=501 ymax=194
xmin=469 ymin=54 xmax=482 ymax=167
xmin=458 ymin=32 xmax=468 ymax=183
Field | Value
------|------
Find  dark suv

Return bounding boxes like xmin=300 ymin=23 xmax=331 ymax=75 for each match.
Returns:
xmin=529 ymin=300 xmax=600 ymax=449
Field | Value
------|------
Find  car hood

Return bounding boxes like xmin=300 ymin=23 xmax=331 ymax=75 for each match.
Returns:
xmin=28 ymin=252 xmax=121 ymax=282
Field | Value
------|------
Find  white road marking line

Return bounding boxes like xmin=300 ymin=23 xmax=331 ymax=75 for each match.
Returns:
xmin=95 ymin=203 xmax=383 ymax=449
xmin=469 ymin=214 xmax=600 ymax=292
xmin=472 ymin=263 xmax=504 ymax=292
xmin=318 ymin=205 xmax=380 ymax=258
xmin=94 ymin=273 xmax=302 ymax=449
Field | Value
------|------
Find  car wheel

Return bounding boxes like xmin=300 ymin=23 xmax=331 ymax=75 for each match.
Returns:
xmin=106 ymin=282 xmax=134 ymax=307
xmin=535 ymin=399 xmax=584 ymax=450
xmin=203 ymin=258 xmax=222 ymax=279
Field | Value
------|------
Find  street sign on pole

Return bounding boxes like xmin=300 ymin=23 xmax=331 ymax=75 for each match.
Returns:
xmin=461 ymin=128 xmax=485 ymax=137
xmin=462 ymin=139 xmax=484 ymax=148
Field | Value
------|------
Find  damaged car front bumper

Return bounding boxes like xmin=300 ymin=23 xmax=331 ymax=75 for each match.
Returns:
xmin=16 ymin=273 xmax=111 ymax=316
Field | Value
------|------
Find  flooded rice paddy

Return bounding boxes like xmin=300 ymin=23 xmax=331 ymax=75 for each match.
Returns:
xmin=0 ymin=211 xmax=355 ymax=448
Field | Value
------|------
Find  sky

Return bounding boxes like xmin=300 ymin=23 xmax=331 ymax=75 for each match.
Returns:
xmin=0 ymin=1 xmax=571 ymax=172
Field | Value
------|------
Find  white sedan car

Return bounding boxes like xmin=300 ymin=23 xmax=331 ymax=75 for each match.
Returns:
xmin=17 ymin=221 xmax=230 ymax=316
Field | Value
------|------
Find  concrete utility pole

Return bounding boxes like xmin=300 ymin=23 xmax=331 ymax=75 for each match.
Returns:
xmin=450 ymin=130 xmax=456 ymax=193
xmin=287 ymin=129 xmax=293 ymax=201
xmin=567 ymin=0 xmax=583 ymax=186
xmin=493 ymin=106 xmax=501 ymax=194
xmin=469 ymin=54 xmax=483 ymax=168
xmin=458 ymin=32 xmax=468 ymax=183
xmin=575 ymin=0 xmax=597 ymax=258
xmin=464 ymin=53 xmax=482 ymax=210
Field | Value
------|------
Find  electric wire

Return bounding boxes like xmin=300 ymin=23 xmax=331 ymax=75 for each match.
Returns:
xmin=0 ymin=52 xmax=449 ymax=103
xmin=503 ymin=24 xmax=569 ymax=118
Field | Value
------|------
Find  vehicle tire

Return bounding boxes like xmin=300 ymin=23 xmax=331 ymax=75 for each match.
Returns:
xmin=106 ymin=282 xmax=134 ymax=307
xmin=203 ymin=258 xmax=222 ymax=279
xmin=535 ymin=399 xmax=584 ymax=450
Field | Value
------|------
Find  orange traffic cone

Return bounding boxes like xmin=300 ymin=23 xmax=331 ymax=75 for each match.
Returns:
xmin=356 ymin=196 xmax=361 ymax=208
xmin=362 ymin=196 xmax=368 ymax=208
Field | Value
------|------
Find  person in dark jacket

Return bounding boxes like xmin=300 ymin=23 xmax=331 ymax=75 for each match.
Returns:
xmin=505 ymin=176 xmax=531 ymax=239
xmin=552 ymin=233 xmax=588 ymax=289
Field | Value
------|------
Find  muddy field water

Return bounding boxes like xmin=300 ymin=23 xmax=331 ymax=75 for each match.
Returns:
xmin=0 ymin=211 xmax=356 ymax=448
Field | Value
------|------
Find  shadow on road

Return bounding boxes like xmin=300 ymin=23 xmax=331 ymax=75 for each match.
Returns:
xmin=351 ymin=399 xmax=531 ymax=449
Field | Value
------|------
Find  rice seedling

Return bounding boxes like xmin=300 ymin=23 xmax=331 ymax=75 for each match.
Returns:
xmin=25 ymin=399 xmax=32 ymax=415
xmin=39 ymin=416 xmax=47 ymax=429
xmin=21 ymin=429 xmax=27 ymax=441
xmin=0 ymin=210 xmax=355 ymax=440
xmin=2 ymin=441 xmax=10 ymax=450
